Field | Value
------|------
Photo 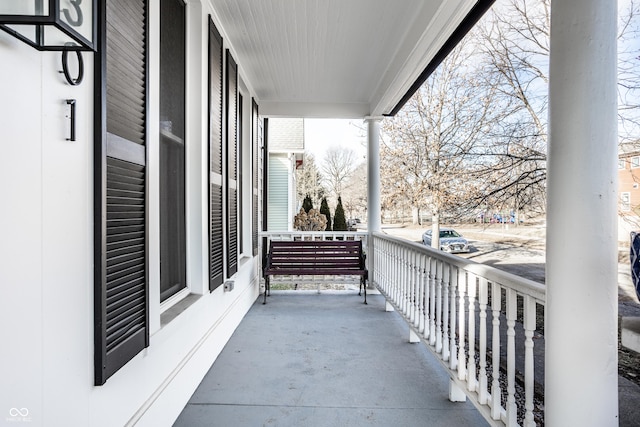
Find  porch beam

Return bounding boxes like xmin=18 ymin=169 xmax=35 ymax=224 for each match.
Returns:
xmin=545 ymin=0 xmax=618 ymax=425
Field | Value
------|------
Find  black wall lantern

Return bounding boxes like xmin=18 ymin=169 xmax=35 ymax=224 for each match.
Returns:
xmin=0 ymin=0 xmax=96 ymax=52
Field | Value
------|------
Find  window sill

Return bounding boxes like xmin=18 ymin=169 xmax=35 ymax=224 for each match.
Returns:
xmin=238 ymin=254 xmax=252 ymax=269
xmin=160 ymin=293 xmax=201 ymax=327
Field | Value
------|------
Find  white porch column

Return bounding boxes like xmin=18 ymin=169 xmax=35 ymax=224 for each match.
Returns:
xmin=546 ymin=0 xmax=618 ymax=425
xmin=366 ymin=117 xmax=382 ymax=287
xmin=366 ymin=117 xmax=382 ymax=233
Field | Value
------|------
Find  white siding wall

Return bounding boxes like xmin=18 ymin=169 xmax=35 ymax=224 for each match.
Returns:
xmin=268 ymin=154 xmax=290 ymax=231
xmin=0 ymin=31 xmax=94 ymax=425
xmin=0 ymin=3 xmax=261 ymax=426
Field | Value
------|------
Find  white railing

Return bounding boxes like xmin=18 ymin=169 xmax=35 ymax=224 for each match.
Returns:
xmin=261 ymin=230 xmax=368 ymax=244
xmin=259 ymin=231 xmax=369 ymax=288
xmin=372 ymin=232 xmax=545 ymax=427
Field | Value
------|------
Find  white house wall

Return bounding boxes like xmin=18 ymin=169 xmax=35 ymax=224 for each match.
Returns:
xmin=0 ymin=1 xmax=261 ymax=425
xmin=268 ymin=154 xmax=290 ymax=231
xmin=0 ymin=28 xmax=96 ymax=426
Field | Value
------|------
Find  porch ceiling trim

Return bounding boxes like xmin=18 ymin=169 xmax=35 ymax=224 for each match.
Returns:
xmin=211 ymin=0 xmax=494 ymax=119
xmin=387 ymin=0 xmax=496 ymax=116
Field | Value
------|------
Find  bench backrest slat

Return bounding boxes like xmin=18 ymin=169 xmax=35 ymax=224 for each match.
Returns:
xmin=264 ymin=239 xmax=366 ymax=276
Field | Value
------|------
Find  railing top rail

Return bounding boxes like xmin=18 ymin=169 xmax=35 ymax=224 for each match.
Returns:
xmin=373 ymin=231 xmax=546 ymax=303
xmin=260 ymin=231 xmax=369 ymax=237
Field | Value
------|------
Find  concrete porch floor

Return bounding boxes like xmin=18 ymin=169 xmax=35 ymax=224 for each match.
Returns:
xmin=174 ymin=292 xmax=489 ymax=427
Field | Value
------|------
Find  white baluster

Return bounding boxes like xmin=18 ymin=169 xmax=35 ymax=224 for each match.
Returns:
xmin=442 ymin=264 xmax=450 ymax=362
xmin=380 ymin=240 xmax=386 ymax=294
xmin=374 ymin=239 xmax=379 ymax=289
xmin=408 ymin=249 xmax=414 ymax=320
xmin=415 ymin=252 xmax=423 ymax=330
xmin=467 ymin=274 xmax=477 ymax=393
xmin=383 ymin=240 xmax=388 ymax=291
xmin=396 ymin=243 xmax=402 ymax=306
xmin=524 ymin=295 xmax=537 ymax=427
xmin=449 ymin=267 xmax=458 ymax=371
xmin=395 ymin=245 xmax=401 ymax=310
xmin=435 ymin=260 xmax=443 ymax=354
xmin=399 ymin=245 xmax=405 ymax=307
xmin=424 ymin=257 xmax=432 ymax=340
xmin=506 ymin=288 xmax=517 ymax=426
xmin=391 ymin=243 xmax=397 ymax=302
xmin=457 ymin=269 xmax=467 ymax=382
xmin=421 ymin=255 xmax=429 ymax=338
xmin=382 ymin=241 xmax=388 ymax=297
xmin=417 ymin=253 xmax=425 ymax=333
xmin=382 ymin=240 xmax=389 ymax=292
xmin=409 ymin=249 xmax=416 ymax=324
xmin=407 ymin=249 xmax=413 ymax=318
xmin=429 ymin=258 xmax=437 ymax=346
xmin=478 ymin=278 xmax=488 ymax=404
xmin=385 ymin=241 xmax=391 ymax=296
xmin=375 ymin=239 xmax=381 ymax=290
xmin=491 ymin=283 xmax=503 ymax=421
xmin=401 ymin=247 xmax=409 ymax=316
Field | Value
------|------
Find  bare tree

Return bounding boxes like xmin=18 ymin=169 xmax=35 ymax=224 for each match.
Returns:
xmin=472 ymin=0 xmax=640 ymax=220
xmin=321 ymin=146 xmax=358 ymax=200
xmin=381 ymin=39 xmax=504 ymax=237
xmin=469 ymin=0 xmax=550 ymax=220
xmin=618 ymin=0 xmax=640 ymax=145
xmin=295 ymin=153 xmax=326 ymax=206
xmin=341 ymin=162 xmax=367 ymax=220
xmin=382 ymin=0 xmax=640 ymax=232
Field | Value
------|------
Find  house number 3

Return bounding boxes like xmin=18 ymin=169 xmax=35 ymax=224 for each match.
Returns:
xmin=62 ymin=0 xmax=84 ymax=27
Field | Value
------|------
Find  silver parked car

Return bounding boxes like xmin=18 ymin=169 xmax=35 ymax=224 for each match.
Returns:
xmin=422 ymin=228 xmax=470 ymax=253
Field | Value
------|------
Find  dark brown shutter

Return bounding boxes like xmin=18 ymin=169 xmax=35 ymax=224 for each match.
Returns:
xmin=95 ymin=0 xmax=148 ymax=385
xmin=209 ymin=18 xmax=224 ymax=291
xmin=238 ymin=94 xmax=243 ymax=255
xmin=251 ymin=99 xmax=259 ymax=256
xmin=226 ymin=50 xmax=238 ymax=277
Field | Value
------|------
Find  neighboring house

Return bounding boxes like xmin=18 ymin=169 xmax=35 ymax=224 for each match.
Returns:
xmin=267 ymin=118 xmax=304 ymax=231
xmin=618 ymin=149 xmax=640 ymax=239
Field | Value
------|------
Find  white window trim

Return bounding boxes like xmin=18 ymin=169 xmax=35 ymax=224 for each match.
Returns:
xmin=621 ymin=191 xmax=631 ymax=212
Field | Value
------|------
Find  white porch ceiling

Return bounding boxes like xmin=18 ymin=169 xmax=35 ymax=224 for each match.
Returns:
xmin=211 ymin=0 xmax=488 ymax=118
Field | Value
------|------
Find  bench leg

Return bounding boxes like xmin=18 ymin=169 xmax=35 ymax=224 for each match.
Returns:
xmin=263 ymin=277 xmax=269 ymax=304
xmin=361 ymin=278 xmax=368 ymax=305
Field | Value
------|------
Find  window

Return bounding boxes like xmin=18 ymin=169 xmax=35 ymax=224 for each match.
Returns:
xmin=159 ymin=0 xmax=187 ymax=302
xmin=622 ymin=192 xmax=631 ymax=211
xmin=619 ymin=159 xmax=626 ymax=169
xmin=632 ymin=156 xmax=640 ymax=169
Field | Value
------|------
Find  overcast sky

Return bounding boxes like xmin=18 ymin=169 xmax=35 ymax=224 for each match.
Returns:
xmin=304 ymin=118 xmax=368 ymax=164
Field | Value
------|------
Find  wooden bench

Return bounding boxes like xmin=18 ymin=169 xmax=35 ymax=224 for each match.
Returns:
xmin=263 ymin=239 xmax=368 ymax=304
